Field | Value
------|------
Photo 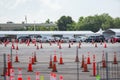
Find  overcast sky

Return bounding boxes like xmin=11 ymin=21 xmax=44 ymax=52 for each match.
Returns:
xmin=0 ymin=0 xmax=120 ymax=23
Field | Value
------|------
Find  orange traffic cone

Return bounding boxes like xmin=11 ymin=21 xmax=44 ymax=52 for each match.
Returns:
xmin=81 ymin=55 xmax=84 ymax=68
xmin=53 ymin=52 xmax=57 ymax=62
xmin=7 ymin=54 xmax=12 ymax=76
xmin=93 ymin=55 xmax=96 ymax=76
xmin=59 ymin=75 xmax=63 ymax=80
xmin=34 ymin=52 xmax=37 ymax=62
xmin=113 ymin=52 xmax=118 ymax=64
xmin=27 ymin=57 xmax=33 ymax=72
xmin=87 ymin=52 xmax=91 ymax=64
xmin=15 ymin=53 xmax=19 ymax=62
xmin=27 ymin=41 xmax=30 ymax=46
xmin=10 ymin=68 xmax=15 ymax=80
xmin=59 ymin=44 xmax=62 ymax=49
xmin=36 ymin=45 xmax=39 ymax=50
xmin=92 ymin=39 xmax=94 ymax=44
xmin=52 ymin=62 xmax=57 ymax=72
xmin=34 ymin=42 xmax=36 ymax=46
xmin=68 ymin=43 xmax=71 ymax=48
xmin=16 ymin=44 xmax=19 ymax=50
xmin=27 ymin=75 xmax=31 ymax=80
xmin=82 ymin=57 xmax=89 ymax=72
xmin=36 ymin=72 xmax=40 ymax=80
xmin=102 ymin=52 xmax=106 ymax=68
xmin=71 ymin=41 xmax=73 ymax=45
xmin=104 ymin=41 xmax=107 ymax=48
xmin=100 ymin=40 xmax=102 ymax=45
xmin=59 ymin=52 xmax=64 ymax=64
xmin=75 ymin=51 xmax=79 ymax=62
xmin=48 ymin=55 xmax=53 ymax=69
xmin=32 ymin=56 xmax=35 ymax=65
xmin=5 ymin=71 xmax=9 ymax=80
xmin=49 ymin=41 xmax=52 ymax=46
xmin=17 ymin=68 xmax=23 ymax=80
xmin=12 ymin=43 xmax=15 ymax=49
xmin=78 ymin=42 xmax=81 ymax=48
xmin=95 ymin=43 xmax=97 ymax=48
xmin=40 ymin=43 xmax=43 ymax=49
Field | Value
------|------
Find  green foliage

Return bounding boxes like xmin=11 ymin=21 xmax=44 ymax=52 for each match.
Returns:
xmin=57 ymin=16 xmax=74 ymax=31
xmin=22 ymin=13 xmax=120 ymax=31
xmin=76 ymin=13 xmax=120 ymax=32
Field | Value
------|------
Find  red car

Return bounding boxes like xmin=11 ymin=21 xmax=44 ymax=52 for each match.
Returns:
xmin=110 ymin=36 xmax=120 ymax=43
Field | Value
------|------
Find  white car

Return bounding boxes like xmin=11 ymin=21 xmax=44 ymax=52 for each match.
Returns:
xmin=76 ymin=36 xmax=87 ymax=42
xmin=42 ymin=36 xmax=55 ymax=42
xmin=61 ymin=36 xmax=76 ymax=43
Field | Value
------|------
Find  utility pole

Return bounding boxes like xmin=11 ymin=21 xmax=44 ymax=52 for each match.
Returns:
xmin=3 ymin=54 xmax=6 ymax=80
xmin=76 ymin=46 xmax=79 ymax=80
xmin=25 ymin=16 xmax=27 ymax=24
xmin=106 ymin=52 xmax=109 ymax=80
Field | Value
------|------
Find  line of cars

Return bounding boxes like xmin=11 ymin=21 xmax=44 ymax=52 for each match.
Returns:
xmin=17 ymin=35 xmax=106 ymax=43
xmin=1 ymin=35 xmax=120 ymax=43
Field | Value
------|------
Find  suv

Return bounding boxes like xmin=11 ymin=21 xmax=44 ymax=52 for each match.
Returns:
xmin=85 ymin=35 xmax=105 ymax=42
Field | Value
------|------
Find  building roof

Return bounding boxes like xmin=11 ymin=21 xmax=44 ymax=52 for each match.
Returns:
xmin=0 ymin=23 xmax=56 ymax=31
xmin=108 ymin=29 xmax=120 ymax=33
xmin=0 ymin=31 xmax=94 ymax=35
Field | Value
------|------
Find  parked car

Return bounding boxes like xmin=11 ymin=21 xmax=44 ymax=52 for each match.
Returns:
xmin=54 ymin=37 xmax=61 ymax=42
xmin=76 ymin=36 xmax=87 ymax=42
xmin=18 ymin=36 xmax=31 ymax=42
xmin=109 ymin=36 xmax=120 ymax=43
xmin=0 ymin=37 xmax=12 ymax=42
xmin=61 ymin=36 xmax=76 ymax=43
xmin=85 ymin=35 xmax=105 ymax=42
xmin=42 ymin=36 xmax=55 ymax=42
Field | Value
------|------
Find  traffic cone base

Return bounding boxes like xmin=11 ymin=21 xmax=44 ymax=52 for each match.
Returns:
xmin=52 ymin=63 xmax=57 ymax=72
xmin=102 ymin=60 xmax=106 ymax=68
xmin=113 ymin=52 xmax=118 ymax=64
xmin=36 ymin=45 xmax=39 ymax=50
xmin=16 ymin=45 xmax=19 ymax=50
xmin=87 ymin=57 xmax=91 ymax=64
xmin=40 ymin=44 xmax=43 ymax=49
xmin=34 ymin=53 xmax=37 ymax=62
xmin=53 ymin=54 xmax=57 ymax=62
xmin=48 ymin=61 xmax=53 ymax=69
xmin=82 ymin=63 xmax=89 ymax=72
xmin=95 ymin=43 xmax=97 ymax=48
xmin=81 ymin=60 xmax=84 ymax=68
xmin=28 ymin=58 xmax=33 ymax=72
xmin=75 ymin=56 xmax=79 ymax=62
xmin=59 ymin=45 xmax=62 ymax=49
xmin=15 ymin=54 xmax=19 ymax=62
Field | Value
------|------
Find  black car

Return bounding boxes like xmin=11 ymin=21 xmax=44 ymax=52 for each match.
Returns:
xmin=18 ymin=36 xmax=31 ymax=42
xmin=0 ymin=37 xmax=12 ymax=42
xmin=85 ymin=35 xmax=105 ymax=42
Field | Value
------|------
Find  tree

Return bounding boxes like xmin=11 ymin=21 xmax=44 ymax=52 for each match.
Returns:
xmin=45 ymin=19 xmax=50 ymax=23
xmin=57 ymin=16 xmax=74 ymax=31
xmin=113 ymin=17 xmax=120 ymax=28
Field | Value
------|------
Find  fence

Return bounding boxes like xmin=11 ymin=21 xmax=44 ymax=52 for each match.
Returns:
xmin=97 ymin=61 xmax=120 ymax=80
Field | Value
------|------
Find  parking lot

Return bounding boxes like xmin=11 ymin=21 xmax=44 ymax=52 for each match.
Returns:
xmin=0 ymin=42 xmax=120 ymax=80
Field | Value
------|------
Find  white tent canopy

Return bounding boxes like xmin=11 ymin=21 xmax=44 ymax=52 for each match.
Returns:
xmin=96 ymin=28 xmax=103 ymax=35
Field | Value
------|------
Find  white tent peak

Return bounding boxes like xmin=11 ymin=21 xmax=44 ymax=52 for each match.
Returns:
xmin=96 ymin=28 xmax=103 ymax=35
